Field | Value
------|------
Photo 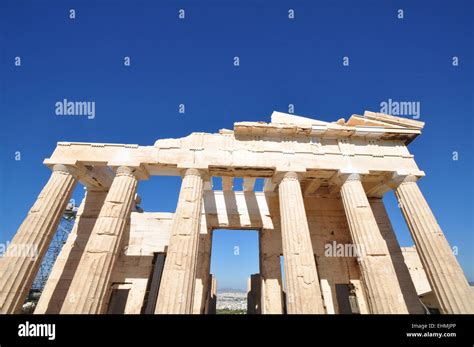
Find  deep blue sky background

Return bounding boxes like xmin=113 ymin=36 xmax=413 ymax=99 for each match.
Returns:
xmin=1 ymin=0 xmax=472 ymax=291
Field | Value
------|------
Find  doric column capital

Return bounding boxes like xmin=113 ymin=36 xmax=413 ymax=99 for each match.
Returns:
xmin=183 ymin=168 xmax=203 ymax=177
xmin=51 ymin=163 xmax=100 ymax=181
xmin=388 ymin=173 xmax=419 ymax=189
xmin=337 ymin=172 xmax=362 ymax=184
xmin=180 ymin=168 xmax=211 ymax=184
xmin=51 ymin=164 xmax=84 ymax=179
xmin=116 ymin=165 xmax=137 ymax=177
xmin=331 ymin=170 xmax=367 ymax=188
xmin=49 ymin=163 xmax=115 ymax=191
xmin=114 ymin=165 xmax=149 ymax=180
xmin=52 ymin=164 xmax=74 ymax=174
xmin=281 ymin=171 xmax=300 ymax=182
xmin=273 ymin=170 xmax=306 ymax=186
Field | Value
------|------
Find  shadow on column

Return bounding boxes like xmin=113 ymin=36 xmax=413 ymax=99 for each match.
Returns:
xmin=370 ymin=198 xmax=425 ymax=314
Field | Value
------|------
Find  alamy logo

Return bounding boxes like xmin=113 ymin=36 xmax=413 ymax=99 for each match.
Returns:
xmin=55 ymin=98 xmax=95 ymax=119
xmin=18 ymin=321 xmax=56 ymax=341
xmin=324 ymin=241 xmax=365 ymax=257
xmin=0 ymin=242 xmax=38 ymax=259
xmin=380 ymin=98 xmax=420 ymax=119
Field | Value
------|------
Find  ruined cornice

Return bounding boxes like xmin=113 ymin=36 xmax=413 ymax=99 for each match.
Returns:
xmin=234 ymin=110 xmax=423 ymax=144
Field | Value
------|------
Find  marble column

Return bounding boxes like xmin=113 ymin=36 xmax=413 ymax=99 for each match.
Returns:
xmin=278 ymin=171 xmax=325 ymax=314
xmin=394 ymin=175 xmax=474 ymax=314
xmin=339 ymin=173 xmax=407 ymax=314
xmin=61 ymin=166 xmax=139 ymax=314
xmin=0 ymin=164 xmax=77 ymax=314
xmin=155 ymin=168 xmax=204 ymax=314
xmin=34 ymin=189 xmax=108 ymax=313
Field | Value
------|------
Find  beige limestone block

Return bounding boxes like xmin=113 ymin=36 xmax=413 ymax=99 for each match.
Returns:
xmin=350 ymin=280 xmax=369 ymax=314
xmin=0 ymin=164 xmax=77 ymax=314
xmin=259 ymin=228 xmax=284 ymax=314
xmin=60 ymin=166 xmax=139 ymax=314
xmin=204 ymin=275 xmax=217 ymax=314
xmin=192 ymin=224 xmax=212 ymax=314
xmin=339 ymin=173 xmax=407 ymax=313
xmin=320 ymin=279 xmax=335 ymax=314
xmin=303 ymin=196 xmax=362 ymax=313
xmin=278 ymin=172 xmax=325 ymax=314
xmin=395 ymin=176 xmax=474 ymax=314
xmin=401 ymin=246 xmax=432 ymax=296
xmin=155 ymin=168 xmax=204 ymax=314
xmin=247 ymin=274 xmax=262 ymax=314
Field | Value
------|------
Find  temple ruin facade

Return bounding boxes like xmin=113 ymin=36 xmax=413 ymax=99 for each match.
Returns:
xmin=0 ymin=110 xmax=472 ymax=314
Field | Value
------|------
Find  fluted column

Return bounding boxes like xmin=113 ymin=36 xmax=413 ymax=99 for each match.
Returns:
xmin=0 ymin=164 xmax=77 ymax=313
xmin=394 ymin=175 xmax=474 ymax=314
xmin=278 ymin=172 xmax=324 ymax=314
xmin=60 ymin=166 xmax=139 ymax=314
xmin=34 ymin=189 xmax=108 ymax=313
xmin=339 ymin=173 xmax=407 ymax=314
xmin=155 ymin=168 xmax=204 ymax=314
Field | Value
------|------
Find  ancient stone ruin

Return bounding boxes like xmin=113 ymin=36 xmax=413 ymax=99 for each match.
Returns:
xmin=1 ymin=111 xmax=472 ymax=314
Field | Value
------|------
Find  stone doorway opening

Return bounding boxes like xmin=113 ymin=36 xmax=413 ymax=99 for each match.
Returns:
xmin=210 ymin=229 xmax=259 ymax=314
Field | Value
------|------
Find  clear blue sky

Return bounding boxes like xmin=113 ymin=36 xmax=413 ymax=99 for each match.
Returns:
xmin=1 ymin=0 xmax=472 ymax=291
